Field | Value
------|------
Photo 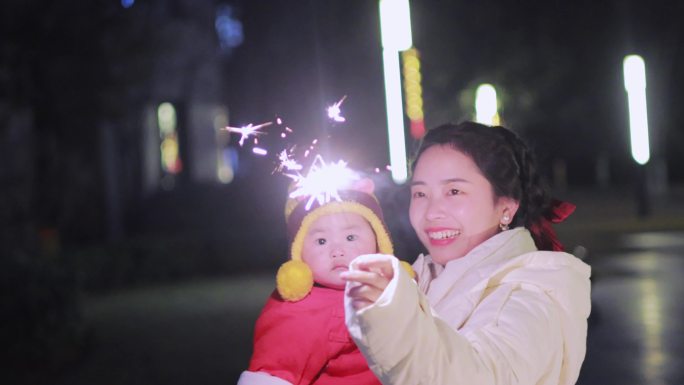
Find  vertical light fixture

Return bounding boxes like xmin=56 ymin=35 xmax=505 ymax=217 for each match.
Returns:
xmin=623 ymin=55 xmax=650 ymax=165
xmin=379 ymin=0 xmax=412 ymax=184
xmin=475 ymin=84 xmax=500 ymax=126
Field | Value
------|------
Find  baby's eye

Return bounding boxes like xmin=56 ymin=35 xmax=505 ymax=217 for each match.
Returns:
xmin=316 ymin=238 xmax=327 ymax=245
xmin=346 ymin=234 xmax=358 ymax=242
xmin=411 ymin=190 xmax=426 ymax=199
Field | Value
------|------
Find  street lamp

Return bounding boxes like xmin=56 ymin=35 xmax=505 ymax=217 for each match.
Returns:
xmin=623 ymin=55 xmax=650 ymax=165
xmin=623 ymin=54 xmax=651 ymax=217
xmin=379 ymin=0 xmax=412 ymax=184
xmin=475 ymin=84 xmax=500 ymax=126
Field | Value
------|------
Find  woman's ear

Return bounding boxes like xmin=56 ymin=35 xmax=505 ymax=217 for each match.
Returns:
xmin=352 ymin=178 xmax=375 ymax=195
xmin=499 ymin=197 xmax=520 ymax=221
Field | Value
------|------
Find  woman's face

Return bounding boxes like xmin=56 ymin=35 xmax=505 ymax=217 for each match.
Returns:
xmin=409 ymin=145 xmax=517 ymax=265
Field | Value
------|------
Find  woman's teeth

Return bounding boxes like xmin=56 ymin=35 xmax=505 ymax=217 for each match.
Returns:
xmin=428 ymin=230 xmax=460 ymax=240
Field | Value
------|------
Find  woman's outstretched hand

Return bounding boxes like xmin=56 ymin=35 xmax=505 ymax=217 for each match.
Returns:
xmin=341 ymin=254 xmax=395 ymax=311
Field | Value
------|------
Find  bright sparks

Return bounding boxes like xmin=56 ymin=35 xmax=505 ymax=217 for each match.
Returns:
xmin=326 ymin=95 xmax=347 ymax=123
xmin=230 ymin=96 xmax=390 ymax=207
xmin=223 ymin=121 xmax=273 ymax=146
xmin=252 ymin=147 xmax=268 ymax=156
xmin=287 ymin=155 xmax=359 ymax=210
xmin=277 ymin=148 xmax=303 ymax=172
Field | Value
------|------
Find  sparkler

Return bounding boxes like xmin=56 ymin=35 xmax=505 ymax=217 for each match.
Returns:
xmin=232 ymin=96 xmax=372 ymax=212
xmin=326 ymin=95 xmax=347 ymax=123
xmin=287 ymin=155 xmax=359 ymax=210
xmin=223 ymin=121 xmax=273 ymax=146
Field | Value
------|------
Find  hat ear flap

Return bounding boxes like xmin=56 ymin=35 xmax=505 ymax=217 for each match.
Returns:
xmin=276 ymin=260 xmax=314 ymax=301
xmin=351 ymin=177 xmax=375 ymax=195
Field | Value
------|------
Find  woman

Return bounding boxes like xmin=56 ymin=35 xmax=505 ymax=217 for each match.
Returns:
xmin=341 ymin=122 xmax=591 ymax=385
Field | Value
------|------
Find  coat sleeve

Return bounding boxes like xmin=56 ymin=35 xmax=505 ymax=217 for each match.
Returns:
xmin=345 ymin=256 xmax=563 ymax=385
xmin=247 ymin=297 xmax=331 ymax=385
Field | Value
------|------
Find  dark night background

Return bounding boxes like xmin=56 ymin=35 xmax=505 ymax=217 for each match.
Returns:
xmin=2 ymin=1 xmax=684 ymax=384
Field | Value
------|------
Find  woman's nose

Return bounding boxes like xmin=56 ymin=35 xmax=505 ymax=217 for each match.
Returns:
xmin=425 ymin=197 xmax=446 ymax=220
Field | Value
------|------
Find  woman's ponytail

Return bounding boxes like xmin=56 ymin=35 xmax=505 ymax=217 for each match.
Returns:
xmin=504 ymin=129 xmax=574 ymax=251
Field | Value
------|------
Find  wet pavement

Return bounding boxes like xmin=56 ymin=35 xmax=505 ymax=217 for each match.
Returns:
xmin=50 ymin=274 xmax=272 ymax=385
xmin=577 ymin=231 xmax=684 ymax=385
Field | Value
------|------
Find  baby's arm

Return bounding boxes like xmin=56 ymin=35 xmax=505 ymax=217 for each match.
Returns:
xmin=238 ymin=295 xmax=329 ymax=385
xmin=237 ymin=370 xmax=292 ymax=385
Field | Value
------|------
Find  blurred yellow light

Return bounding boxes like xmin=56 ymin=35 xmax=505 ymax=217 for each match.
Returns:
xmin=401 ymin=47 xmax=425 ymax=139
xmin=157 ymin=102 xmax=181 ymax=175
xmin=160 ymin=136 xmax=181 ymax=174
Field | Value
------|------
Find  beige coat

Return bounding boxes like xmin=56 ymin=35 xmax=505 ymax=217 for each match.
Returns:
xmin=345 ymin=228 xmax=591 ymax=385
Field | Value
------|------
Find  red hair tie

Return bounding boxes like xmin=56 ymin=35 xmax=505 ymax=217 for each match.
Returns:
xmin=529 ymin=199 xmax=576 ymax=251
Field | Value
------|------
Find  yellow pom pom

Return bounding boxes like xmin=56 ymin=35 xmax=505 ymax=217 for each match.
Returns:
xmin=400 ymin=260 xmax=416 ymax=280
xmin=276 ymin=260 xmax=314 ymax=301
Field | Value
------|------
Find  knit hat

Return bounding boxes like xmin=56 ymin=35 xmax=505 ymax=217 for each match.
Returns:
xmin=276 ymin=180 xmax=394 ymax=301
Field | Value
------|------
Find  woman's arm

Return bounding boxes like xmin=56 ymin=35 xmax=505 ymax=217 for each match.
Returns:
xmin=344 ymin=255 xmax=563 ymax=385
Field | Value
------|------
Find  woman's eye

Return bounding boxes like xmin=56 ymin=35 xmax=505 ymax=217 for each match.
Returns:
xmin=346 ymin=234 xmax=357 ymax=241
xmin=412 ymin=191 xmax=426 ymax=198
xmin=448 ymin=188 xmax=461 ymax=196
xmin=316 ymin=238 xmax=326 ymax=245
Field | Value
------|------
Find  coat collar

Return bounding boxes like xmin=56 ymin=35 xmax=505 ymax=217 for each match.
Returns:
xmin=414 ymin=228 xmax=537 ymax=300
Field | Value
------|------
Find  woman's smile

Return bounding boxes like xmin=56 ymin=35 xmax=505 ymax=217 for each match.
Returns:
xmin=426 ymin=227 xmax=461 ymax=245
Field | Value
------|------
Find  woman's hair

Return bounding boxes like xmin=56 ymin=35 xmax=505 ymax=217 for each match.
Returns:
xmin=410 ymin=121 xmax=553 ymax=249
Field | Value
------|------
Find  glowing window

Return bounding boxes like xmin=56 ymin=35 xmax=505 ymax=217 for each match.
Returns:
xmin=213 ymin=108 xmax=235 ymax=184
xmin=157 ymin=102 xmax=182 ymax=176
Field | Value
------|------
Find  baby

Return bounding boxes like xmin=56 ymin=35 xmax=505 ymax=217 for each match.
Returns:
xmin=237 ymin=179 xmax=393 ymax=385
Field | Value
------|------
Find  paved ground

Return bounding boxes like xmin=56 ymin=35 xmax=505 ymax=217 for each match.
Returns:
xmin=22 ymin=186 xmax=684 ymax=384
xmin=578 ymin=230 xmax=684 ymax=385
xmin=51 ymin=274 xmax=270 ymax=385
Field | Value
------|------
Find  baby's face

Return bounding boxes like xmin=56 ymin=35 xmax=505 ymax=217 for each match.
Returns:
xmin=301 ymin=212 xmax=377 ymax=290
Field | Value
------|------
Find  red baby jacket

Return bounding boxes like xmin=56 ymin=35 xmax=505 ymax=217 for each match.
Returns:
xmin=247 ymin=286 xmax=381 ymax=385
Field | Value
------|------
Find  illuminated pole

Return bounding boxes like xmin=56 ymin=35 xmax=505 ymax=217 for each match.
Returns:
xmin=474 ymin=84 xmax=500 ymax=126
xmin=379 ymin=0 xmax=412 ymax=184
xmin=623 ymin=55 xmax=650 ymax=165
xmin=623 ymin=54 xmax=651 ymax=217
